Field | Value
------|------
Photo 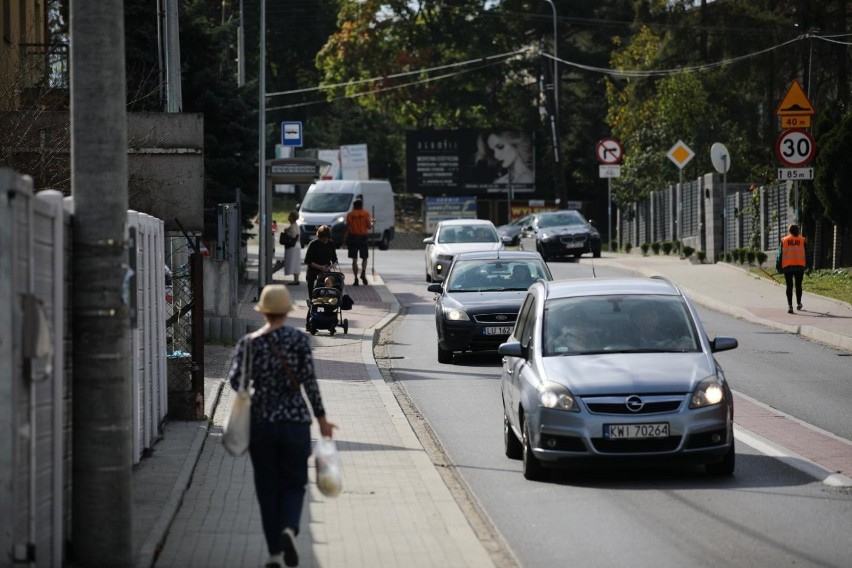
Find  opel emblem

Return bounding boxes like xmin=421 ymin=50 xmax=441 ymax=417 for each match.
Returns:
xmin=625 ymin=395 xmax=644 ymax=412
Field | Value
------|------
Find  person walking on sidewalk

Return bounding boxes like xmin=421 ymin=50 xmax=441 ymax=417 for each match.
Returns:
xmin=342 ymin=198 xmax=373 ymax=286
xmin=229 ymin=284 xmax=337 ymax=567
xmin=776 ymin=223 xmax=811 ymax=314
xmin=279 ymin=211 xmax=302 ymax=285
xmin=303 ymin=225 xmax=338 ymax=292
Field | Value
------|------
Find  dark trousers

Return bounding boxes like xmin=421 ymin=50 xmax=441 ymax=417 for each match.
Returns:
xmin=249 ymin=421 xmax=312 ymax=554
xmin=783 ymin=268 xmax=804 ymax=306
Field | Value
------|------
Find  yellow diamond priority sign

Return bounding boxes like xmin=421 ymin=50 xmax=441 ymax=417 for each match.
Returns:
xmin=667 ymin=140 xmax=695 ymax=169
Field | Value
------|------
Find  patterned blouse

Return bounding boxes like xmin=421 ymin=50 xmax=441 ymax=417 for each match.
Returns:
xmin=228 ymin=327 xmax=326 ymax=424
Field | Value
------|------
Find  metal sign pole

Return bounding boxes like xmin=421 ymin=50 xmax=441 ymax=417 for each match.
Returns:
xmin=607 ymin=178 xmax=612 ymax=251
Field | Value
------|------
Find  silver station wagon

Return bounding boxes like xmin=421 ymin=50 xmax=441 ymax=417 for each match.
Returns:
xmin=499 ymin=276 xmax=738 ymax=480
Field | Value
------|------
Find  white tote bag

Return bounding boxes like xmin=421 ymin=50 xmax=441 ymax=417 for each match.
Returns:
xmin=223 ymin=339 xmax=252 ymax=456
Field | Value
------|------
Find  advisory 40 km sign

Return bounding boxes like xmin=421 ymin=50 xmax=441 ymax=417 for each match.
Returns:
xmin=775 ymin=129 xmax=815 ymax=167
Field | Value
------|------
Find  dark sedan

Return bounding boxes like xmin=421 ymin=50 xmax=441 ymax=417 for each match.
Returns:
xmin=427 ymin=250 xmax=552 ymax=364
xmin=518 ymin=210 xmax=602 ymax=260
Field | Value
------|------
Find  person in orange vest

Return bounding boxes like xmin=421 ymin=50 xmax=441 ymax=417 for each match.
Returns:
xmin=776 ymin=223 xmax=811 ymax=314
xmin=342 ymin=198 xmax=373 ymax=286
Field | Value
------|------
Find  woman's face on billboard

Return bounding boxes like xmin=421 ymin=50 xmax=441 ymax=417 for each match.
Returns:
xmin=487 ymin=134 xmax=517 ymax=168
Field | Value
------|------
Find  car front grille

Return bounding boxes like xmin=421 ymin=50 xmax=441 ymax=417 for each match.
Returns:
xmin=582 ymin=395 xmax=685 ymax=415
xmin=558 ymin=234 xmax=588 ymax=246
xmin=591 ymin=436 xmax=681 ymax=453
xmin=473 ymin=313 xmax=518 ymax=324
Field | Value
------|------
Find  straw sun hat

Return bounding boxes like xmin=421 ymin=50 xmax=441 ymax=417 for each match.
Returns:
xmin=254 ymin=284 xmax=293 ymax=315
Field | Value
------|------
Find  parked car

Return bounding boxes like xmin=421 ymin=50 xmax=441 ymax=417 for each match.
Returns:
xmin=428 ymin=250 xmax=552 ymax=363
xmin=499 ymin=276 xmax=738 ymax=480
xmin=496 ymin=215 xmax=532 ymax=246
xmin=518 ymin=210 xmax=601 ymax=260
xmin=423 ymin=219 xmax=510 ymax=282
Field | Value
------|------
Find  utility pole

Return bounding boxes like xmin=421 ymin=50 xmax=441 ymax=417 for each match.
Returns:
xmin=70 ymin=1 xmax=133 ymax=565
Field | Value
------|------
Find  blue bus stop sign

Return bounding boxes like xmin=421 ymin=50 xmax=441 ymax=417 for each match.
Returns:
xmin=281 ymin=121 xmax=303 ymax=147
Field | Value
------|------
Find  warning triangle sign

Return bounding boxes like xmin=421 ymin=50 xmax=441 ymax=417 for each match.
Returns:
xmin=776 ymin=80 xmax=815 ymax=116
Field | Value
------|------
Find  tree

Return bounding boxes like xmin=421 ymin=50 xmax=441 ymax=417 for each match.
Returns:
xmin=814 ymin=111 xmax=852 ymax=231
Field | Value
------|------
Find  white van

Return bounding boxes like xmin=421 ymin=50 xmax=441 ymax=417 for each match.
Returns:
xmin=298 ymin=180 xmax=396 ymax=249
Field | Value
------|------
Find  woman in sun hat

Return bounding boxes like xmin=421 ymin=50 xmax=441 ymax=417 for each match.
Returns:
xmin=228 ymin=284 xmax=336 ymax=567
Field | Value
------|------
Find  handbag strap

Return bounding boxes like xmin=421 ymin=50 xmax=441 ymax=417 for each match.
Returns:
xmin=268 ymin=340 xmax=301 ymax=391
xmin=239 ymin=338 xmax=252 ymax=392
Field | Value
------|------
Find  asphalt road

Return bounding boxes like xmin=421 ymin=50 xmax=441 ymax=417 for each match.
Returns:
xmin=377 ymin=250 xmax=852 ymax=568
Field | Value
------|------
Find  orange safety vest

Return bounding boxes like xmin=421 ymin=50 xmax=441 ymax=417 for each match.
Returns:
xmin=780 ymin=234 xmax=806 ymax=268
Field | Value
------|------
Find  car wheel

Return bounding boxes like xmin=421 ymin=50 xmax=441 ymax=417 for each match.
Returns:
xmin=343 ymin=319 xmax=349 ymax=334
xmin=426 ymin=272 xmax=432 ymax=283
xmin=705 ymin=438 xmax=735 ymax=476
xmin=437 ymin=344 xmax=453 ymax=364
xmin=504 ymin=413 xmax=522 ymax=460
xmin=378 ymin=231 xmax=390 ymax=250
xmin=536 ymin=243 xmax=549 ymax=262
xmin=522 ymin=418 xmax=547 ymax=480
xmin=593 ymin=248 xmax=602 ymax=258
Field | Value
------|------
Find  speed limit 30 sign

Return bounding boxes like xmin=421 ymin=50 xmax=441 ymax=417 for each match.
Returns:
xmin=775 ymin=129 xmax=815 ymax=167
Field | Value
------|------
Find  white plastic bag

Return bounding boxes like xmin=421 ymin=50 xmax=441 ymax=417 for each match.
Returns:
xmin=314 ymin=437 xmax=342 ymax=497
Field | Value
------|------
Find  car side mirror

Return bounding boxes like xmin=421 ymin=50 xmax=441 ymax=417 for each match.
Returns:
xmin=498 ymin=341 xmax=526 ymax=359
xmin=710 ymin=336 xmax=738 ymax=353
xmin=423 ymin=236 xmax=435 ymax=245
xmin=427 ymin=284 xmax=443 ymax=294
xmin=500 ymin=236 xmax=513 ymax=245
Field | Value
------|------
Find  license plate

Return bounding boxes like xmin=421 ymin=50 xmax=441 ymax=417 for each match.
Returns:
xmin=604 ymin=423 xmax=669 ymax=439
xmin=483 ymin=326 xmax=513 ymax=336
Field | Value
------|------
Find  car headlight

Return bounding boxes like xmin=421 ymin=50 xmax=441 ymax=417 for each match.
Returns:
xmin=690 ymin=375 xmax=726 ymax=408
xmin=334 ymin=216 xmax=346 ymax=224
xmin=539 ymin=234 xmax=551 ymax=243
xmin=443 ymin=307 xmax=470 ymax=321
xmin=539 ymin=383 xmax=579 ymax=412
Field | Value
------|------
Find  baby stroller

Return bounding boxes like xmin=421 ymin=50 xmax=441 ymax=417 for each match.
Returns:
xmin=306 ymin=270 xmax=349 ymax=335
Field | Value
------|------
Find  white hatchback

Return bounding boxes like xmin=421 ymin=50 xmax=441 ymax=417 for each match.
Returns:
xmin=423 ymin=219 xmax=510 ymax=282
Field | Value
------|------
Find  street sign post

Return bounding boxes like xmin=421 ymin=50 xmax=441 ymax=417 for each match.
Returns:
xmin=281 ymin=121 xmax=303 ymax=147
xmin=775 ymin=80 xmax=815 ymax=129
xmin=775 ymin=129 xmax=816 ymax=167
xmin=595 ymin=139 xmax=623 ymax=249
xmin=667 ymin=140 xmax=694 ymax=242
xmin=595 ymin=138 xmax=623 ymax=164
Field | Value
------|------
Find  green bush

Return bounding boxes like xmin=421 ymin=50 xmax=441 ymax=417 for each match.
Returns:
xmin=756 ymin=251 xmax=768 ymax=266
xmin=640 ymin=242 xmax=650 ymax=256
xmin=662 ymin=241 xmax=673 ymax=255
xmin=731 ymin=248 xmax=742 ymax=263
xmin=651 ymin=242 xmax=662 ymax=255
xmin=682 ymin=245 xmax=695 ymax=258
xmin=746 ymin=250 xmax=756 ymax=265
xmin=696 ymin=250 xmax=706 ymax=263
xmin=724 ymin=252 xmax=733 ymax=263
xmin=624 ymin=243 xmax=633 ymax=254
xmin=610 ymin=240 xmax=618 ymax=253
xmin=671 ymin=239 xmax=681 ymax=254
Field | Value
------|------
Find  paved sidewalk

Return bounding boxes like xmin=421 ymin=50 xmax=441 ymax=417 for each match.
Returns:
xmin=136 ymin=270 xmax=495 ymax=568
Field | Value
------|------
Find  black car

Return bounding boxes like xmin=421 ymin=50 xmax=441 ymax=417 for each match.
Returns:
xmin=518 ymin=210 xmax=602 ymax=260
xmin=427 ymin=250 xmax=552 ymax=364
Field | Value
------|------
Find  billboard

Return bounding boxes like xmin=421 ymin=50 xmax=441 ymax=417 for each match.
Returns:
xmin=406 ymin=129 xmax=535 ymax=196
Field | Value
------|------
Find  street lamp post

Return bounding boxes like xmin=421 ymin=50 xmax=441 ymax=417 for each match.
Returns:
xmin=541 ymin=0 xmax=558 ymax=124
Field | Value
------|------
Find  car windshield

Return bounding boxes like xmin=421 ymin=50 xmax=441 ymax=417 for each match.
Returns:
xmin=300 ymin=192 xmax=353 ymax=213
xmin=438 ymin=225 xmax=498 ymax=244
xmin=542 ymin=295 xmax=701 ymax=356
xmin=538 ymin=212 xmax=586 ymax=228
xmin=447 ymin=259 xmax=548 ymax=292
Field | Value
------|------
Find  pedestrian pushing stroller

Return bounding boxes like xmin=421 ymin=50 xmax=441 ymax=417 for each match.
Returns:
xmin=306 ymin=269 xmax=349 ymax=335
